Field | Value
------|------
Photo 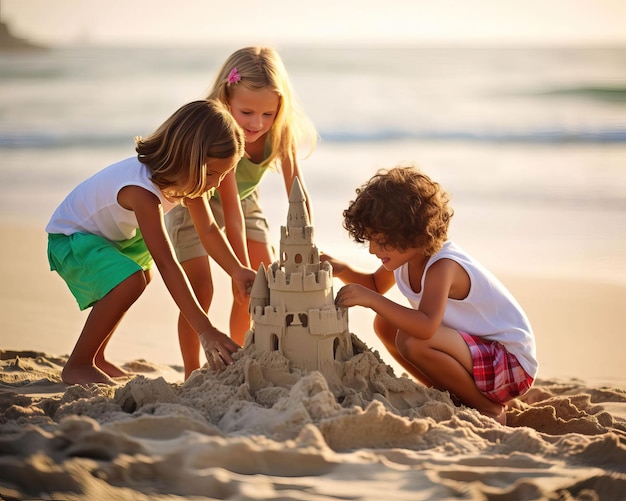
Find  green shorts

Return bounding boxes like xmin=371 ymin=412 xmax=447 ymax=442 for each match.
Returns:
xmin=164 ymin=189 xmax=271 ymax=263
xmin=47 ymin=231 xmax=153 ymax=310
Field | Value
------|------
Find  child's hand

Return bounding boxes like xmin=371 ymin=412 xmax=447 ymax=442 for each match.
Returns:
xmin=232 ymin=267 xmax=256 ymax=304
xmin=320 ymin=252 xmax=347 ymax=275
xmin=198 ymin=327 xmax=241 ymax=371
xmin=334 ymin=284 xmax=376 ymax=309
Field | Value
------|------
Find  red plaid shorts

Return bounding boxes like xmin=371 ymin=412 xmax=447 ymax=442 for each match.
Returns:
xmin=459 ymin=331 xmax=534 ymax=404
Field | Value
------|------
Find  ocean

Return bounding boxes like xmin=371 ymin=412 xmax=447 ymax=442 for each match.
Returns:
xmin=1 ymin=45 xmax=625 ymax=285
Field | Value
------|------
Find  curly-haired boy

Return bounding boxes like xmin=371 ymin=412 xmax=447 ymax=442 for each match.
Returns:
xmin=323 ymin=166 xmax=537 ymax=424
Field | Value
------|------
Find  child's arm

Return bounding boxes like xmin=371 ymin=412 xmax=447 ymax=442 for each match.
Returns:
xmin=335 ymin=259 xmax=464 ymax=340
xmin=216 ymin=170 xmax=250 ymax=267
xmin=186 ymin=194 xmax=256 ymax=302
xmin=118 ymin=185 xmax=240 ymax=369
xmin=215 ymin=170 xmax=251 ymax=304
xmin=320 ymin=253 xmax=395 ymax=293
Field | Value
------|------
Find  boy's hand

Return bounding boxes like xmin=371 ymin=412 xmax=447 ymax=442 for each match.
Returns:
xmin=334 ymin=284 xmax=376 ymax=309
xmin=198 ymin=327 xmax=241 ymax=371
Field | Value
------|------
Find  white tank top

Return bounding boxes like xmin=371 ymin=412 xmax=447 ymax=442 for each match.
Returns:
xmin=394 ymin=240 xmax=538 ymax=377
xmin=46 ymin=156 xmax=179 ymax=241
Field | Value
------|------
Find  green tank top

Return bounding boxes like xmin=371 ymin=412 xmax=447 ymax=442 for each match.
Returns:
xmin=214 ymin=140 xmax=272 ymax=202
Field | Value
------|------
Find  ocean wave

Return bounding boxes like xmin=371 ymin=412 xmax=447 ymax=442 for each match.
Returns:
xmin=0 ymin=127 xmax=626 ymax=149
xmin=533 ymin=85 xmax=626 ymax=102
xmin=2 ymin=126 xmax=626 ymax=150
xmin=319 ymin=127 xmax=626 ymax=144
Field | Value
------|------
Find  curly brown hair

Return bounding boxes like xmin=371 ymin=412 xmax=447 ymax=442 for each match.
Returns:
xmin=343 ymin=166 xmax=454 ymax=256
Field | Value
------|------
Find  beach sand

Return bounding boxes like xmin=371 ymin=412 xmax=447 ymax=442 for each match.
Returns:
xmin=1 ymin=220 xmax=626 ymax=500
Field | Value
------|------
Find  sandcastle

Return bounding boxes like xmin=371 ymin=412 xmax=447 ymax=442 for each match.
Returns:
xmin=244 ymin=177 xmax=354 ymax=380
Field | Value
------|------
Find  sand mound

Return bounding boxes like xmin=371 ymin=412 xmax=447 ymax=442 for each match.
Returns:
xmin=1 ymin=343 xmax=625 ymax=500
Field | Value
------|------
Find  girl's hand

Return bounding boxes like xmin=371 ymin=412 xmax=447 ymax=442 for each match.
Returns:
xmin=231 ymin=267 xmax=256 ymax=304
xmin=334 ymin=284 xmax=378 ymax=309
xmin=198 ymin=327 xmax=241 ymax=371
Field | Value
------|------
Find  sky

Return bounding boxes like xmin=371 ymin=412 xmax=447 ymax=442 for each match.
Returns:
xmin=3 ymin=0 xmax=626 ymax=47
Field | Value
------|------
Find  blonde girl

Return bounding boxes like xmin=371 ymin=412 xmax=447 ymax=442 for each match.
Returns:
xmin=165 ymin=46 xmax=317 ymax=379
xmin=47 ymin=100 xmax=255 ymax=386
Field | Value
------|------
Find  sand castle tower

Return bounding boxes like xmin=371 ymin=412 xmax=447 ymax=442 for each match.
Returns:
xmin=245 ymin=177 xmax=353 ymax=379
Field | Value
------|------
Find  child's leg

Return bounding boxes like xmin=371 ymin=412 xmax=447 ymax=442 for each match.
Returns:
xmin=93 ymin=320 xmax=127 ymax=378
xmin=229 ymin=293 xmax=251 ymax=345
xmin=62 ymin=270 xmax=149 ymax=386
xmin=229 ymin=238 xmax=272 ymax=344
xmin=93 ymin=269 xmax=153 ymax=378
xmin=395 ymin=326 xmax=505 ymax=422
xmin=179 ymin=256 xmax=214 ymax=379
xmin=373 ymin=314 xmax=434 ymax=385
xmin=229 ymin=193 xmax=272 ymax=345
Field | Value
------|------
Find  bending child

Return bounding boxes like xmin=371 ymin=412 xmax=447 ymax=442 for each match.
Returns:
xmin=165 ymin=46 xmax=317 ymax=379
xmin=323 ymin=166 xmax=537 ymax=424
xmin=46 ymin=100 xmax=256 ymax=386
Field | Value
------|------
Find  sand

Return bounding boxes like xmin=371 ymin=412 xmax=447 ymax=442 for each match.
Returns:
xmin=1 ymin=221 xmax=626 ymax=500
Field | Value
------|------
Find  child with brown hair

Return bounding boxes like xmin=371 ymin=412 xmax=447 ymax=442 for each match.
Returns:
xmin=323 ymin=166 xmax=537 ymax=424
xmin=46 ymin=100 xmax=255 ymax=386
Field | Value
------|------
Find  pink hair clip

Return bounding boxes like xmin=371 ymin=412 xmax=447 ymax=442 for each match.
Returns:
xmin=227 ymin=67 xmax=241 ymax=85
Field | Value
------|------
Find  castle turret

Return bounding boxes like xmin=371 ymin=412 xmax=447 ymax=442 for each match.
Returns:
xmin=248 ymin=262 xmax=269 ymax=314
xmin=280 ymin=177 xmax=319 ymax=276
xmin=286 ymin=176 xmax=310 ymax=227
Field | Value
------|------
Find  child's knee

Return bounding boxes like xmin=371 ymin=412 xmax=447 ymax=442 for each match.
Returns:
xmin=395 ymin=331 xmax=428 ymax=359
xmin=373 ymin=314 xmax=395 ymax=341
xmin=395 ymin=331 xmax=410 ymax=356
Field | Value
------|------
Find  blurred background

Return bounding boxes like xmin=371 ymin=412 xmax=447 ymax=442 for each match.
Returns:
xmin=1 ymin=0 xmax=625 ymax=382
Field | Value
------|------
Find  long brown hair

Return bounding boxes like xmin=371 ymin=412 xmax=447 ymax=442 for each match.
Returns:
xmin=135 ymin=100 xmax=244 ymax=198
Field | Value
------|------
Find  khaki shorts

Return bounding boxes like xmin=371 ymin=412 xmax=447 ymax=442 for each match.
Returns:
xmin=164 ymin=189 xmax=271 ymax=263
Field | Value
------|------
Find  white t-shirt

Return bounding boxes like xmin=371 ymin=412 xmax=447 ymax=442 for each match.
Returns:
xmin=393 ymin=240 xmax=538 ymax=377
xmin=46 ymin=156 xmax=179 ymax=241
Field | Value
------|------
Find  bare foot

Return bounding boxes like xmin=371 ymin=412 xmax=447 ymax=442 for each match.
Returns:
xmin=486 ymin=405 xmax=507 ymax=426
xmin=62 ymin=363 xmax=116 ymax=386
xmin=96 ymin=359 xmax=130 ymax=378
xmin=476 ymin=401 xmax=507 ymax=425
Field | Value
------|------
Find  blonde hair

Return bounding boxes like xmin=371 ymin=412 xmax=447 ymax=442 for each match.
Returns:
xmin=135 ymin=100 xmax=245 ymax=199
xmin=207 ymin=46 xmax=317 ymax=169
